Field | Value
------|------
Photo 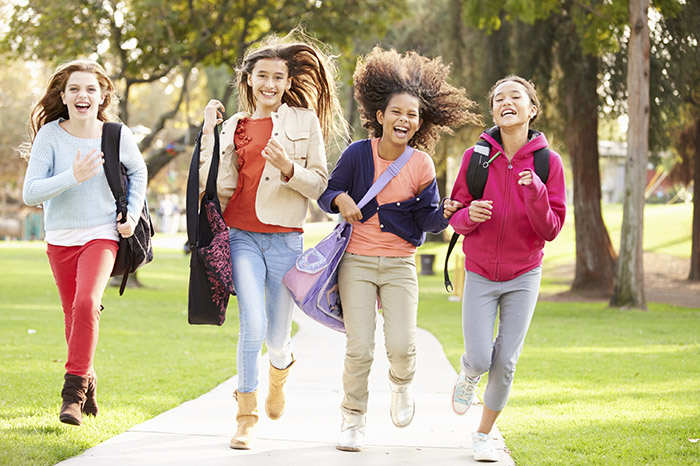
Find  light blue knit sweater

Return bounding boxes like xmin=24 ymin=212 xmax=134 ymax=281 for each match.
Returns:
xmin=23 ymin=119 xmax=148 ymax=231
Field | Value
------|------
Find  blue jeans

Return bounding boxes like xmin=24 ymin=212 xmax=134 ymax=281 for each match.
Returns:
xmin=229 ymin=228 xmax=303 ymax=393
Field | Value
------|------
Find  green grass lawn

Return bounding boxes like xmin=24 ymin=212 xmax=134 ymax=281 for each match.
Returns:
xmin=0 ymin=202 xmax=697 ymax=465
xmin=0 ymin=241 xmax=239 ymax=465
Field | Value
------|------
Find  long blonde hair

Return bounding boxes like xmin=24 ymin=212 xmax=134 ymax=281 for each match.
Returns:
xmin=22 ymin=60 xmax=117 ymax=158
xmin=236 ymin=31 xmax=346 ymax=144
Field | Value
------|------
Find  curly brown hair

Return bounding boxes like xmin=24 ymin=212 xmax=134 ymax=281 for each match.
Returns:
xmin=352 ymin=47 xmax=480 ymax=152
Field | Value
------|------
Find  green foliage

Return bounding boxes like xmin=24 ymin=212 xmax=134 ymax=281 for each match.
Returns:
xmin=418 ymin=289 xmax=700 ymax=466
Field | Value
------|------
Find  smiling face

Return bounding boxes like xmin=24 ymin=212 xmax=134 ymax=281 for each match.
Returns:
xmin=60 ymin=71 xmax=105 ymax=122
xmin=376 ymin=92 xmax=422 ymax=147
xmin=246 ymin=58 xmax=291 ymax=116
xmin=491 ymin=80 xmax=538 ymax=129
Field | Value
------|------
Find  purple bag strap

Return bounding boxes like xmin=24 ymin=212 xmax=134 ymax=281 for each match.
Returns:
xmin=356 ymin=146 xmax=415 ymax=210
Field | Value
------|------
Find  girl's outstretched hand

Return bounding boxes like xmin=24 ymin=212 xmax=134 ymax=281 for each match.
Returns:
xmin=443 ymin=199 xmax=463 ymax=219
xmin=332 ymin=193 xmax=362 ymax=223
xmin=203 ymin=99 xmax=225 ymax=134
xmin=73 ymin=148 xmax=104 ymax=184
xmin=468 ymin=199 xmax=493 ymax=223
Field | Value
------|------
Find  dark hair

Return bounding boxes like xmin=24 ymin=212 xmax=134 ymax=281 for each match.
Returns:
xmin=487 ymin=75 xmax=540 ymax=124
xmin=236 ymin=32 xmax=345 ymax=143
xmin=352 ymin=47 xmax=480 ymax=152
xmin=28 ymin=60 xmax=116 ymax=141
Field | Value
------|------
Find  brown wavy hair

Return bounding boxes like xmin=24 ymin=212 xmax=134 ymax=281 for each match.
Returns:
xmin=487 ymin=75 xmax=540 ymax=124
xmin=28 ymin=59 xmax=116 ymax=143
xmin=352 ymin=46 xmax=480 ymax=152
xmin=236 ymin=31 xmax=346 ymax=144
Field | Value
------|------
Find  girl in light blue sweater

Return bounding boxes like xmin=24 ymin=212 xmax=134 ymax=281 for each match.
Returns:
xmin=22 ymin=59 xmax=147 ymax=426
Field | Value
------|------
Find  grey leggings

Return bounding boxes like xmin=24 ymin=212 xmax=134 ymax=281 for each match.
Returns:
xmin=460 ymin=266 xmax=542 ymax=411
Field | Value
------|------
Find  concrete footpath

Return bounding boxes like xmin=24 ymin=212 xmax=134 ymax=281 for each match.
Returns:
xmin=57 ymin=309 xmax=515 ymax=466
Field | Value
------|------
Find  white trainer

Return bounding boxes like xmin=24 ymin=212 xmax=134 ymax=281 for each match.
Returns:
xmin=336 ymin=412 xmax=365 ymax=452
xmin=389 ymin=380 xmax=415 ymax=428
xmin=472 ymin=432 xmax=500 ymax=462
xmin=452 ymin=370 xmax=480 ymax=415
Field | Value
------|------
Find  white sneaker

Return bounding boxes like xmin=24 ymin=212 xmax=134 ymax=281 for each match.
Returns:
xmin=472 ymin=432 xmax=500 ymax=462
xmin=336 ymin=412 xmax=365 ymax=452
xmin=452 ymin=370 xmax=480 ymax=415
xmin=389 ymin=381 xmax=415 ymax=428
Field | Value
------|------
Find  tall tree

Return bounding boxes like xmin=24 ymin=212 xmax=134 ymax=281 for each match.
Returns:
xmin=611 ymin=0 xmax=650 ymax=309
xmin=660 ymin=1 xmax=700 ymax=281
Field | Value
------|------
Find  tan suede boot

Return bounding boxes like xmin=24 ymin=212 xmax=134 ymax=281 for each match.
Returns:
xmin=265 ymin=359 xmax=295 ymax=420
xmin=230 ymin=390 xmax=258 ymax=450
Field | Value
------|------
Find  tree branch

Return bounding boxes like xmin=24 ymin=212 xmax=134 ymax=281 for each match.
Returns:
xmin=139 ymin=66 xmax=192 ymax=152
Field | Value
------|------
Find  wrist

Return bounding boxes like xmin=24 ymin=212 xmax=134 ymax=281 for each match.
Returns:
xmin=282 ymin=161 xmax=294 ymax=180
xmin=202 ymin=123 xmax=215 ymax=135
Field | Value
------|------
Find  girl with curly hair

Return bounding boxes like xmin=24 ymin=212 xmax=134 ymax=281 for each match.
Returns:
xmin=198 ymin=31 xmax=345 ymax=449
xmin=22 ymin=59 xmax=147 ymax=426
xmin=449 ymin=76 xmax=566 ymax=461
xmin=318 ymin=46 xmax=479 ymax=452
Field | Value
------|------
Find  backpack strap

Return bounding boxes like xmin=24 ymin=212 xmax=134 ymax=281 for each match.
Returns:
xmin=466 ymin=141 xmax=492 ymax=200
xmin=101 ymin=122 xmax=128 ymax=224
xmin=533 ymin=146 xmax=550 ymax=184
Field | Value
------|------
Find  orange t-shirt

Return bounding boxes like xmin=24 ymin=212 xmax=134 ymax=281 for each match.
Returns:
xmin=223 ymin=117 xmax=302 ymax=233
xmin=346 ymin=138 xmax=436 ymax=257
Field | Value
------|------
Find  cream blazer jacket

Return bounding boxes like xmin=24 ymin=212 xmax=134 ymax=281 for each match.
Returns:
xmin=199 ymin=104 xmax=328 ymax=228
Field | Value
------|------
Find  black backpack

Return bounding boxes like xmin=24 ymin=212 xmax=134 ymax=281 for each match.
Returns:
xmin=443 ymin=126 xmax=550 ymax=292
xmin=102 ymin=122 xmax=155 ymax=295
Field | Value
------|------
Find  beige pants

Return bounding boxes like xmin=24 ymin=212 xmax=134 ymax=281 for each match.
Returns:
xmin=337 ymin=253 xmax=419 ymax=415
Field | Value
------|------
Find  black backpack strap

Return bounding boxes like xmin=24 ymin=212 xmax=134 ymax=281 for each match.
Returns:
xmin=101 ymin=122 xmax=127 ymax=224
xmin=443 ymin=231 xmax=460 ymax=292
xmin=466 ymin=140 xmax=492 ymax=200
xmin=533 ymin=147 xmax=550 ymax=184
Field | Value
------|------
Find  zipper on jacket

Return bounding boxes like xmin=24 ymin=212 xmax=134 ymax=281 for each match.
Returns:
xmin=494 ymin=161 xmax=514 ymax=281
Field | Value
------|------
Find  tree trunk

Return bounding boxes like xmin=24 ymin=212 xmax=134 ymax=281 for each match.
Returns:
xmin=611 ymin=0 xmax=650 ymax=309
xmin=690 ymin=117 xmax=700 ymax=281
xmin=565 ymin=54 xmax=617 ymax=294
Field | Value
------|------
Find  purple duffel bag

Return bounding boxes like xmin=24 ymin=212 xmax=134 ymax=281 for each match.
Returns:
xmin=282 ymin=221 xmax=352 ymax=333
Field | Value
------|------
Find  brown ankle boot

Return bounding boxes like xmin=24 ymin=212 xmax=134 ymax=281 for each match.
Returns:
xmin=83 ymin=371 xmax=99 ymax=417
xmin=265 ymin=359 xmax=295 ymax=420
xmin=230 ymin=390 xmax=258 ymax=450
xmin=59 ymin=373 xmax=89 ymax=426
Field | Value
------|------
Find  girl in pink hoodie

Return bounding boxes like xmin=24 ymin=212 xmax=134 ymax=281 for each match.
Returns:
xmin=448 ymin=75 xmax=566 ymax=462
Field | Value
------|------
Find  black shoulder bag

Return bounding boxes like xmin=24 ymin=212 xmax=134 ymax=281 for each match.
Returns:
xmin=185 ymin=125 xmax=235 ymax=325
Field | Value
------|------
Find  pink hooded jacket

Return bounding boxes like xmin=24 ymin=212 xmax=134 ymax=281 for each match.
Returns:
xmin=449 ymin=129 xmax=567 ymax=282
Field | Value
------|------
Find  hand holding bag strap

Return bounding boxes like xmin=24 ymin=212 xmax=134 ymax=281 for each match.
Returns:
xmin=101 ymin=122 xmax=128 ymax=223
xmin=186 ymin=125 xmax=221 ymax=251
xmin=355 ymin=146 xmax=414 ymax=210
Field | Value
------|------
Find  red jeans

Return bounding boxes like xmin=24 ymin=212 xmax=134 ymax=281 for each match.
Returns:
xmin=46 ymin=239 xmax=118 ymax=376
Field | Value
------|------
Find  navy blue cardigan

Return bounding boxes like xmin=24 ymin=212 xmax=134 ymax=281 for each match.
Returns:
xmin=318 ymin=139 xmax=449 ymax=247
